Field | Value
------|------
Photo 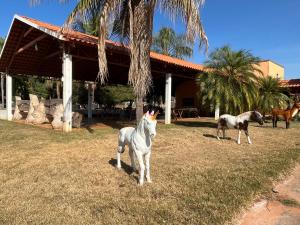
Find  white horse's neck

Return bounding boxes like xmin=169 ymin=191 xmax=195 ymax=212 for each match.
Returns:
xmin=237 ymin=111 xmax=251 ymax=122
xmin=135 ymin=117 xmax=152 ymax=147
xmin=136 ymin=118 xmax=146 ymax=138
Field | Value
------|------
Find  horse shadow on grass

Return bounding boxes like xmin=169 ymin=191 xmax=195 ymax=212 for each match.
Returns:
xmin=108 ymin=158 xmax=139 ymax=182
xmin=203 ymin=133 xmax=232 ymax=140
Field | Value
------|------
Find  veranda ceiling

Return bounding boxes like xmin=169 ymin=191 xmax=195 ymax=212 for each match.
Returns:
xmin=0 ymin=15 xmax=204 ymax=83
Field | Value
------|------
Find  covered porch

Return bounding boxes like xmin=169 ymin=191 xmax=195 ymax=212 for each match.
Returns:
xmin=0 ymin=15 xmax=203 ymax=132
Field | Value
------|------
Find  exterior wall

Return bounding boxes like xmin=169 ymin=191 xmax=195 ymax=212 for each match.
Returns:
xmin=268 ymin=61 xmax=284 ymax=80
xmin=175 ymin=80 xmax=199 ymax=108
xmin=254 ymin=60 xmax=285 ymax=80
xmin=254 ymin=61 xmax=269 ymax=77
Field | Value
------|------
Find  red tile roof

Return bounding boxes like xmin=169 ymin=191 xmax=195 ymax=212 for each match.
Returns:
xmin=280 ymin=79 xmax=300 ymax=88
xmin=20 ymin=15 xmax=203 ymax=72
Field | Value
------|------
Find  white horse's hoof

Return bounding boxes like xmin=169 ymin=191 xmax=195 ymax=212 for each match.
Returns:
xmin=116 ymin=165 xmax=121 ymax=170
xmin=147 ymin=180 xmax=152 ymax=183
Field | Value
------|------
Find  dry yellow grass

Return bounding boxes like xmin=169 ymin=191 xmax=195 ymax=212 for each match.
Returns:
xmin=0 ymin=118 xmax=299 ymax=225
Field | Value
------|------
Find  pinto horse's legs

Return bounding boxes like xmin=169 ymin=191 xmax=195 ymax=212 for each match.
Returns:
xmin=145 ymin=151 xmax=152 ymax=183
xmin=216 ymin=128 xmax=221 ymax=140
xmin=272 ymin=116 xmax=275 ymax=128
xmin=135 ymin=151 xmax=145 ymax=186
xmin=237 ymin=129 xmax=241 ymax=144
xmin=245 ymin=130 xmax=252 ymax=144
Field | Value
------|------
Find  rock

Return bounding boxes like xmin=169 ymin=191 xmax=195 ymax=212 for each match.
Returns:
xmin=51 ymin=104 xmax=64 ymax=129
xmin=72 ymin=112 xmax=83 ymax=128
xmin=32 ymin=98 xmax=48 ymax=124
xmin=26 ymin=94 xmax=39 ymax=123
xmin=13 ymin=96 xmax=23 ymax=120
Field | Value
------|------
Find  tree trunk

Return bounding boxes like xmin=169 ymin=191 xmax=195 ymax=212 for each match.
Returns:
xmin=128 ymin=0 xmax=156 ymax=124
xmin=56 ymin=81 xmax=61 ymax=99
xmin=136 ymin=96 xmax=144 ymax=123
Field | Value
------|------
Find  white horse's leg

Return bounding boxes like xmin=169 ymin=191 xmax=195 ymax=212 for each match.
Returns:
xmin=216 ymin=128 xmax=221 ymax=140
xmin=129 ymin=148 xmax=137 ymax=172
xmin=135 ymin=151 xmax=145 ymax=186
xmin=237 ymin=129 xmax=241 ymax=144
xmin=116 ymin=152 xmax=121 ymax=169
xmin=145 ymin=151 xmax=152 ymax=183
xmin=245 ymin=130 xmax=252 ymax=144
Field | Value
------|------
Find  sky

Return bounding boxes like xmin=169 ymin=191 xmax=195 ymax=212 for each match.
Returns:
xmin=0 ymin=0 xmax=299 ymax=79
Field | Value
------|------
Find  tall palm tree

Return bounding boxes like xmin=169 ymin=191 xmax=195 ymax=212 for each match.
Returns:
xmin=152 ymin=27 xmax=193 ymax=59
xmin=199 ymin=46 xmax=261 ymax=115
xmin=257 ymin=76 xmax=289 ymax=115
xmin=0 ymin=37 xmax=5 ymax=108
xmin=31 ymin=0 xmax=208 ymax=121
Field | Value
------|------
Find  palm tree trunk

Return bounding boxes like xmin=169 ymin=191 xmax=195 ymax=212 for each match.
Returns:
xmin=56 ymin=81 xmax=61 ymax=99
xmin=135 ymin=96 xmax=143 ymax=122
xmin=128 ymin=0 xmax=156 ymax=123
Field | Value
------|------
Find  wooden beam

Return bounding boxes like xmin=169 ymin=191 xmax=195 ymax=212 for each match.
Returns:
xmin=16 ymin=34 xmax=47 ymax=55
xmin=23 ymin=27 xmax=34 ymax=38
xmin=7 ymin=29 xmax=26 ymax=71
xmin=43 ymin=50 xmax=61 ymax=60
xmin=71 ymin=54 xmax=197 ymax=80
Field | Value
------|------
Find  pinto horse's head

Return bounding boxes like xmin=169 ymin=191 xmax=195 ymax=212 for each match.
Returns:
xmin=143 ymin=110 xmax=159 ymax=139
xmin=251 ymin=110 xmax=264 ymax=125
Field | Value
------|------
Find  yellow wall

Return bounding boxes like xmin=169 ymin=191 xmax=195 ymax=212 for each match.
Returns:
xmin=254 ymin=60 xmax=284 ymax=80
xmin=268 ymin=61 xmax=284 ymax=80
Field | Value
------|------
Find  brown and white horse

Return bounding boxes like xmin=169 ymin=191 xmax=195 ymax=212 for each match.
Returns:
xmin=272 ymin=101 xmax=300 ymax=129
xmin=217 ymin=111 xmax=264 ymax=144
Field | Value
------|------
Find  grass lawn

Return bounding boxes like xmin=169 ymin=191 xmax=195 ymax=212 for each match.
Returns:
xmin=0 ymin=118 xmax=300 ymax=225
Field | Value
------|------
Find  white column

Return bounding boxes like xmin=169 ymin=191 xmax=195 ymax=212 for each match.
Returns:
xmin=62 ymin=52 xmax=73 ymax=132
xmin=165 ymin=73 xmax=172 ymax=124
xmin=87 ymin=83 xmax=93 ymax=121
xmin=214 ymin=104 xmax=220 ymax=120
xmin=6 ymin=74 xmax=12 ymax=121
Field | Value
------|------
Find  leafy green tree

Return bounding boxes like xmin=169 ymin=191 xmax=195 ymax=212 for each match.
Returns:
xmin=31 ymin=0 xmax=208 ymax=121
xmin=152 ymin=27 xmax=193 ymax=59
xmin=257 ymin=76 xmax=289 ymax=115
xmin=95 ymin=84 xmax=134 ymax=107
xmin=0 ymin=37 xmax=4 ymax=50
xmin=199 ymin=46 xmax=261 ymax=114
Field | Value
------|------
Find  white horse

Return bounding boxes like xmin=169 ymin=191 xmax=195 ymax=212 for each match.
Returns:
xmin=116 ymin=111 xmax=158 ymax=185
xmin=217 ymin=111 xmax=264 ymax=144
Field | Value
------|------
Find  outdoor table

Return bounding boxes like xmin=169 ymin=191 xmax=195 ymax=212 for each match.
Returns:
xmin=173 ymin=108 xmax=199 ymax=119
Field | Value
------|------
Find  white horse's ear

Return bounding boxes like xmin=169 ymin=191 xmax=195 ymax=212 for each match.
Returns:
xmin=150 ymin=110 xmax=154 ymax=116
xmin=145 ymin=111 xmax=150 ymax=116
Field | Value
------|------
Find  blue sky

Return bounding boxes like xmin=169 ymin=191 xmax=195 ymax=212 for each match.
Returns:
xmin=0 ymin=0 xmax=299 ymax=79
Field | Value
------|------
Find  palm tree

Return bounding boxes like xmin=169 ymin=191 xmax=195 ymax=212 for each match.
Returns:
xmin=0 ymin=37 xmax=5 ymax=108
xmin=257 ymin=76 xmax=289 ymax=116
xmin=31 ymin=0 xmax=208 ymax=121
xmin=152 ymin=27 xmax=193 ymax=59
xmin=199 ymin=46 xmax=261 ymax=115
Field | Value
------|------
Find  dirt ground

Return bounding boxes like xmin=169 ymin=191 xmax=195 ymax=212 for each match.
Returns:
xmin=0 ymin=118 xmax=300 ymax=225
xmin=238 ymin=164 xmax=300 ymax=225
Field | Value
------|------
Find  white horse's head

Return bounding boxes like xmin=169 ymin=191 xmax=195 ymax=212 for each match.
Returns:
xmin=251 ymin=110 xmax=264 ymax=125
xmin=142 ymin=110 xmax=159 ymax=139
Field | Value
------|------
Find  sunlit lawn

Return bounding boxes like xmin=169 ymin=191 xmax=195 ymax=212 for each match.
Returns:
xmin=0 ymin=118 xmax=300 ymax=225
